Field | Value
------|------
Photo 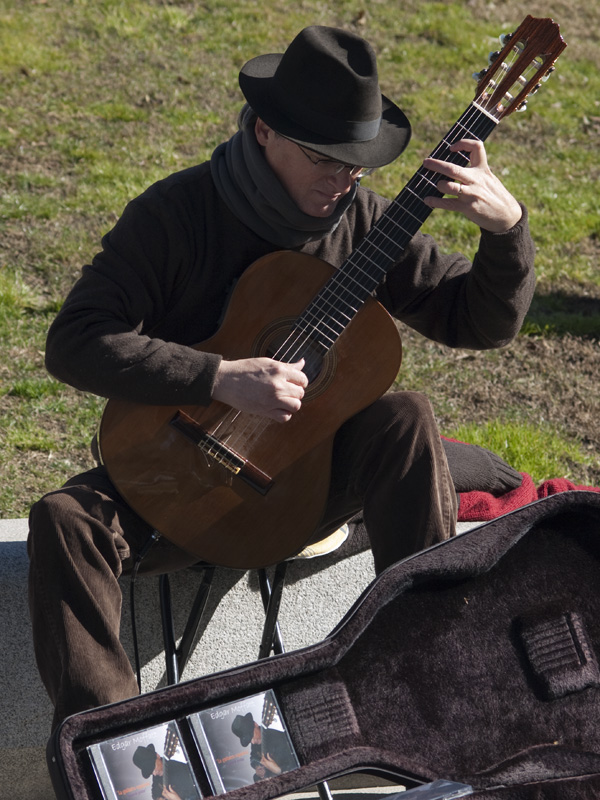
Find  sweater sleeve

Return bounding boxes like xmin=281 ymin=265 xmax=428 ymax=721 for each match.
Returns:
xmin=377 ymin=205 xmax=536 ymax=349
xmin=45 ymin=180 xmax=222 ymax=405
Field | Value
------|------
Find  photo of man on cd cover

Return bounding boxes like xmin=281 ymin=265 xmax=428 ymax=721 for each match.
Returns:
xmin=190 ymin=690 xmax=299 ymax=792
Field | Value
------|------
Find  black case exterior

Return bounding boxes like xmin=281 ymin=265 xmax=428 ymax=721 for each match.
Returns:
xmin=47 ymin=491 xmax=600 ymax=800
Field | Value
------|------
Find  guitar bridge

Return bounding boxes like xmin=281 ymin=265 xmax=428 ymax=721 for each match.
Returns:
xmin=169 ymin=410 xmax=273 ymax=495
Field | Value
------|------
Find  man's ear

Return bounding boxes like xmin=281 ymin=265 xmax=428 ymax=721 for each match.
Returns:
xmin=255 ymin=117 xmax=273 ymax=146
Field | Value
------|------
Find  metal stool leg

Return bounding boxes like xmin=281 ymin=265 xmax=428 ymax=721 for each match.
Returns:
xmin=159 ymin=565 xmax=216 ymax=684
xmin=257 ymin=562 xmax=288 ymax=659
xmin=257 ymin=561 xmax=335 ymax=800
xmin=159 ymin=573 xmax=178 ymax=684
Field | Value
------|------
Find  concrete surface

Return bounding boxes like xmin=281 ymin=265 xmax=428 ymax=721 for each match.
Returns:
xmin=2 ymin=517 xmax=476 ymax=799
xmin=1 ymin=517 xmax=378 ymax=799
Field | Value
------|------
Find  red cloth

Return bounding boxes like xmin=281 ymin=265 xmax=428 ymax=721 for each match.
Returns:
xmin=458 ymin=473 xmax=600 ymax=521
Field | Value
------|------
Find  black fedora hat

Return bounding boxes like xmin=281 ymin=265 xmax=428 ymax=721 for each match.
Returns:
xmin=239 ymin=26 xmax=411 ymax=168
xmin=133 ymin=743 xmax=157 ymax=779
xmin=231 ymin=712 xmax=255 ymax=747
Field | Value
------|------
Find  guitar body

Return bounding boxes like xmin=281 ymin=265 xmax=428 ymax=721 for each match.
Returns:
xmin=99 ymin=251 xmax=402 ymax=568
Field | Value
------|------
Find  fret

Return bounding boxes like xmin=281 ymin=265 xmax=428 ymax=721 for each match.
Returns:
xmin=368 ymin=224 xmax=404 ymax=251
xmin=343 ymin=261 xmax=384 ymax=291
xmin=357 ymin=231 xmax=410 ymax=262
xmin=347 ymin=246 xmax=397 ymax=282
xmin=380 ymin=203 xmax=426 ymax=236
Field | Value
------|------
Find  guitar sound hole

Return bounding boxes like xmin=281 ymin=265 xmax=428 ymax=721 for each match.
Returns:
xmin=266 ymin=334 xmax=324 ymax=383
xmin=254 ymin=318 xmax=338 ymax=398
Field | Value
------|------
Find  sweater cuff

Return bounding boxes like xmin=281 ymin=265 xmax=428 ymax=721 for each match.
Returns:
xmin=194 ymin=351 xmax=223 ymax=404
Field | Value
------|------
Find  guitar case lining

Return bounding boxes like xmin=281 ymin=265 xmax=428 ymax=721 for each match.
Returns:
xmin=47 ymin=491 xmax=600 ymax=799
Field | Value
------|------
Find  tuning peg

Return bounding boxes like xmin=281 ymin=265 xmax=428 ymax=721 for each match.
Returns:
xmin=515 ymin=100 xmax=528 ymax=113
xmin=472 ymin=68 xmax=488 ymax=81
xmin=488 ymin=50 xmax=501 ymax=64
xmin=542 ymin=67 xmax=556 ymax=82
xmin=499 ymin=33 xmax=513 ymax=46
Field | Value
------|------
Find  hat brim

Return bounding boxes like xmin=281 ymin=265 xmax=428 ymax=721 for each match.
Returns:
xmin=239 ymin=53 xmax=411 ymax=168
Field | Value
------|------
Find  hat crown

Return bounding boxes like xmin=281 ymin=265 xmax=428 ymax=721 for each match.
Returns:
xmin=133 ymin=744 xmax=156 ymax=779
xmin=231 ymin=712 xmax=255 ymax=747
xmin=273 ymin=27 xmax=382 ymax=134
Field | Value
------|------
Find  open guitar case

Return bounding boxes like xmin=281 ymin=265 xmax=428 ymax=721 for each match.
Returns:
xmin=47 ymin=490 xmax=600 ymax=800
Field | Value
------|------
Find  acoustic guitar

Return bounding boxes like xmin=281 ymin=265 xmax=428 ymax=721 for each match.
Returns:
xmin=99 ymin=17 xmax=566 ymax=569
xmin=162 ymin=722 xmax=181 ymax=792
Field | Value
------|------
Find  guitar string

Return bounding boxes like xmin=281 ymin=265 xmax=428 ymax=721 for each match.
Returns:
xmin=195 ymin=43 xmax=534 ymax=463
xmin=204 ymin=79 xmax=515 ymax=460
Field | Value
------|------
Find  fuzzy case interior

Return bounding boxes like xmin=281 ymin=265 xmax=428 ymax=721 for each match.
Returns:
xmin=49 ymin=491 xmax=600 ymax=800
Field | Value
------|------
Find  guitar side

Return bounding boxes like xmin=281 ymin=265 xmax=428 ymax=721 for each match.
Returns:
xmin=99 ymin=251 xmax=402 ymax=568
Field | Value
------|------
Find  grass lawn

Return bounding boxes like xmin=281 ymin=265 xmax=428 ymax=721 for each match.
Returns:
xmin=1 ymin=0 xmax=598 ymax=518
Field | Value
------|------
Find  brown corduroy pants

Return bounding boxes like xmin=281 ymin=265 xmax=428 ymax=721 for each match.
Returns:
xmin=28 ymin=391 xmax=456 ymax=730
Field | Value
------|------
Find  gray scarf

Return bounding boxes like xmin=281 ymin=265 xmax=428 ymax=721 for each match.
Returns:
xmin=210 ymin=108 xmax=357 ymax=248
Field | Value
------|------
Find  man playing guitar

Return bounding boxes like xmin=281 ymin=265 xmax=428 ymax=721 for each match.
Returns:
xmin=28 ymin=25 xmax=536 ymax=732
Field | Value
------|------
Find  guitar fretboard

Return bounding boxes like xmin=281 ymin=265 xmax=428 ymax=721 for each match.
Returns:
xmin=289 ymin=104 xmax=498 ymax=359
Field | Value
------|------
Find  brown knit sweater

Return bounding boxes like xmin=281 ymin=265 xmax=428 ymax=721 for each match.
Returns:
xmin=45 ymin=162 xmax=536 ymax=406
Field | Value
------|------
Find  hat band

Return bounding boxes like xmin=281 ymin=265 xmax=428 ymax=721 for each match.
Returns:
xmin=271 ymin=81 xmax=382 ymax=143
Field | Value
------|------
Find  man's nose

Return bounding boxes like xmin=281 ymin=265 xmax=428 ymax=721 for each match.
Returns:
xmin=325 ymin=169 xmax=354 ymax=192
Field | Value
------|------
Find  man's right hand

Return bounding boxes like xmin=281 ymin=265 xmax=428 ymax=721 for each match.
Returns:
xmin=212 ymin=357 xmax=308 ymax=422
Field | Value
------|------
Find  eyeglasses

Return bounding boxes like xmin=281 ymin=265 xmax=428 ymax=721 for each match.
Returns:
xmin=295 ymin=143 xmax=375 ymax=179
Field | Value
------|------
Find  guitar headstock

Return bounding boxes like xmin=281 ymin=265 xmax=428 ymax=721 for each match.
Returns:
xmin=164 ymin=723 xmax=180 ymax=758
xmin=474 ymin=15 xmax=566 ymax=120
xmin=262 ymin=695 xmax=278 ymax=728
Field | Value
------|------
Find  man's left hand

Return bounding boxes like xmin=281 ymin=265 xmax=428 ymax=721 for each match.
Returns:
xmin=422 ymin=139 xmax=522 ymax=233
xmin=161 ymin=786 xmax=182 ymax=800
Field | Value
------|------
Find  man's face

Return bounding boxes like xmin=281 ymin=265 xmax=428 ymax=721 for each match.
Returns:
xmin=153 ymin=753 xmax=164 ymax=776
xmin=255 ymin=119 xmax=357 ymax=218
xmin=251 ymin=722 xmax=262 ymax=745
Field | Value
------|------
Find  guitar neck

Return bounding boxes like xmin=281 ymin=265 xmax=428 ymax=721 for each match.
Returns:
xmin=267 ymin=16 xmax=567 ymax=366
xmin=293 ymin=103 xmax=498 ymax=356
xmin=362 ymin=104 xmax=499 ymax=274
